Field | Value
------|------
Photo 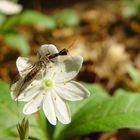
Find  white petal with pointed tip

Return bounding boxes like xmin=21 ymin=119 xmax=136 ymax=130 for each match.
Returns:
xmin=17 ymin=80 xmax=42 ymax=102
xmin=45 ymin=56 xmax=83 ymax=83
xmin=43 ymin=91 xmax=57 ymax=125
xmin=10 ymin=75 xmax=41 ymax=101
xmin=52 ymin=90 xmax=71 ymax=124
xmin=55 ymin=81 xmax=90 ymax=101
xmin=18 ymin=89 xmax=41 ymax=102
xmin=23 ymin=94 xmax=44 ymax=114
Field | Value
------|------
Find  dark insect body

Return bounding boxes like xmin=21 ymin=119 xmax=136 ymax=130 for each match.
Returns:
xmin=23 ymin=48 xmax=68 ymax=84
xmin=23 ymin=55 xmax=50 ymax=84
xmin=14 ymin=48 xmax=68 ymax=99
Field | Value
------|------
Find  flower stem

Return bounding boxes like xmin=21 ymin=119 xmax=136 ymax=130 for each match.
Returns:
xmin=46 ymin=120 xmax=55 ymax=140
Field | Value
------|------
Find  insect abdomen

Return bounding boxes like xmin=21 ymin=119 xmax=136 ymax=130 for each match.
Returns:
xmin=23 ymin=66 xmax=40 ymax=83
xmin=23 ymin=55 xmax=49 ymax=84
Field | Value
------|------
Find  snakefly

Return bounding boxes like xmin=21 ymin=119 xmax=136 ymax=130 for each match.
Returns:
xmin=11 ymin=45 xmax=68 ymax=100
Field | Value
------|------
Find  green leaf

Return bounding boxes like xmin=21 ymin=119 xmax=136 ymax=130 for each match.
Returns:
xmin=54 ymin=84 xmax=140 ymax=140
xmin=0 ymin=80 xmax=19 ymax=139
xmin=0 ymin=80 xmax=18 ymax=126
xmin=17 ymin=118 xmax=29 ymax=140
xmin=3 ymin=32 xmax=30 ymax=55
xmin=123 ymin=0 xmax=140 ymax=17
xmin=2 ymin=15 xmax=21 ymax=30
xmin=36 ymin=110 xmax=51 ymax=140
xmin=0 ymin=80 xmax=46 ymax=140
xmin=19 ymin=10 xmax=56 ymax=29
xmin=0 ymin=13 xmax=6 ymax=26
xmin=3 ymin=10 xmax=56 ymax=30
xmin=127 ymin=66 xmax=140 ymax=85
xmin=53 ymin=9 xmax=80 ymax=27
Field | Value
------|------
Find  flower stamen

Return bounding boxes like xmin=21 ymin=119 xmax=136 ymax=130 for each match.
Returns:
xmin=44 ymin=79 xmax=53 ymax=89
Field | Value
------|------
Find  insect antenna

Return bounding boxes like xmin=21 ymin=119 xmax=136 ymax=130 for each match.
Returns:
xmin=59 ymin=38 xmax=78 ymax=58
xmin=68 ymin=39 xmax=83 ymax=69
xmin=67 ymin=38 xmax=77 ymax=50
xmin=66 ymin=38 xmax=78 ymax=59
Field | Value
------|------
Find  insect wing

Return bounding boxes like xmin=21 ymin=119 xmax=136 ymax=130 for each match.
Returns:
xmin=11 ymin=76 xmax=24 ymax=100
xmin=11 ymin=64 xmax=34 ymax=85
xmin=11 ymin=65 xmax=35 ymax=100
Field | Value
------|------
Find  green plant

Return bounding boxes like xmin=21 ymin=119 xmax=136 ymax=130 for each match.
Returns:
xmin=0 ymin=8 xmax=80 ymax=55
xmin=127 ymin=66 xmax=140 ymax=90
xmin=1 ymin=79 xmax=140 ymax=140
xmin=122 ymin=0 xmax=140 ymax=17
xmin=53 ymin=9 xmax=80 ymax=27
xmin=0 ymin=10 xmax=56 ymax=55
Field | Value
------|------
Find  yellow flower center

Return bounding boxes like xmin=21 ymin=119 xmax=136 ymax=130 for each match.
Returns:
xmin=44 ymin=79 xmax=53 ymax=89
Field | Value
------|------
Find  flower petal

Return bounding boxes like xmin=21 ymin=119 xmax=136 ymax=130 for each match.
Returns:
xmin=17 ymin=80 xmax=42 ymax=102
xmin=0 ymin=0 xmax=22 ymax=15
xmin=10 ymin=77 xmax=41 ymax=100
xmin=43 ymin=91 xmax=57 ymax=125
xmin=45 ymin=56 xmax=83 ymax=83
xmin=51 ymin=90 xmax=71 ymax=124
xmin=37 ymin=44 xmax=59 ymax=62
xmin=55 ymin=81 xmax=90 ymax=101
xmin=23 ymin=94 xmax=44 ymax=115
xmin=16 ymin=57 xmax=32 ymax=77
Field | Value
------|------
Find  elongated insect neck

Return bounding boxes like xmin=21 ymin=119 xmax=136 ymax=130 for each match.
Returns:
xmin=59 ymin=48 xmax=68 ymax=55
xmin=48 ymin=53 xmax=59 ymax=59
xmin=48 ymin=48 xmax=68 ymax=60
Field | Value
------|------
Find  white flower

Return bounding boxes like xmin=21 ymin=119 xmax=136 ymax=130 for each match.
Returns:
xmin=0 ymin=0 xmax=22 ymax=15
xmin=10 ymin=44 xmax=90 ymax=125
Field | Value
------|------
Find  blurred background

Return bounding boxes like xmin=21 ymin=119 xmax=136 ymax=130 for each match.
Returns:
xmin=0 ymin=0 xmax=140 ymax=139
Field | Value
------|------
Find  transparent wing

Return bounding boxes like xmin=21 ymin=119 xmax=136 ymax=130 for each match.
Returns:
xmin=11 ymin=64 xmax=46 ymax=100
xmin=11 ymin=64 xmax=34 ymax=85
xmin=11 ymin=64 xmax=36 ymax=100
xmin=10 ymin=73 xmax=24 ymax=99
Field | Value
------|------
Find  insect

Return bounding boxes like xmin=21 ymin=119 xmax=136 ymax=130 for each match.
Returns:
xmin=11 ymin=46 xmax=68 ymax=100
xmin=23 ymin=48 xmax=68 ymax=84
